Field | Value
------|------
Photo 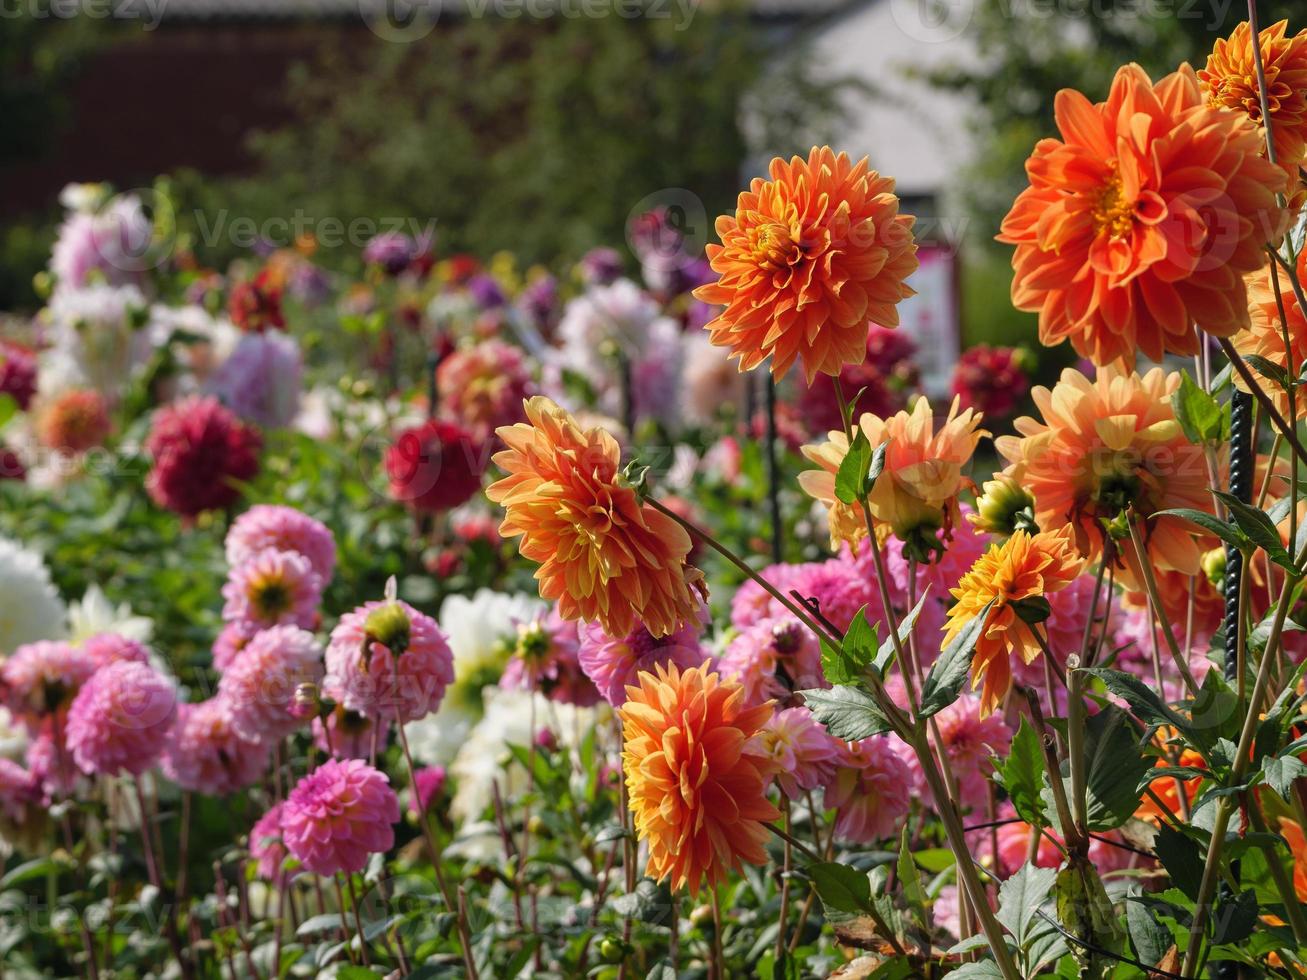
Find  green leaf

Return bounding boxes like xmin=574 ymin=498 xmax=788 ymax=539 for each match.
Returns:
xmin=897 ymin=826 xmax=926 ymax=921
xmin=1081 ymin=667 xmax=1191 ymax=732
xmin=1153 ymin=824 xmax=1204 ymax=901
xmin=0 ymin=858 xmax=61 ymax=889
xmin=843 ymin=606 xmax=880 ymax=671
xmin=1126 ymin=897 xmax=1172 ymax=968
xmin=1262 ymin=753 xmax=1307 ymax=799
xmin=1010 ymin=595 xmax=1051 ymax=625
xmin=1173 ymin=371 xmax=1225 ymax=443
xmin=1043 ymin=705 xmax=1149 ymax=831
xmin=1213 ymin=491 xmax=1297 ymax=571
xmin=1154 ymin=507 xmax=1251 ymax=553
xmin=1244 ymin=354 xmax=1291 ymax=393
xmin=1211 ymin=889 xmax=1258 ymax=945
xmin=834 ymin=430 xmax=872 ymax=505
xmin=919 ymin=599 xmax=994 ymax=718
xmin=806 ymin=861 xmax=873 ymax=915
xmin=995 ymin=717 xmax=1047 ymax=827
xmin=0 ymin=394 xmax=16 ymax=432
xmin=947 ymin=963 xmax=1005 ymax=978
xmin=799 ymin=686 xmax=893 ymax=741
xmin=996 ymin=862 xmax=1058 ymax=951
xmin=820 ymin=636 xmax=861 ymax=686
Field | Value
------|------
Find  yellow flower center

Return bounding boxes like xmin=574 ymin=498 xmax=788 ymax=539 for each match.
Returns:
xmin=750 ymin=221 xmax=801 ymax=270
xmin=251 ymin=576 xmax=291 ymax=618
xmin=1093 ymin=172 xmax=1135 ymax=239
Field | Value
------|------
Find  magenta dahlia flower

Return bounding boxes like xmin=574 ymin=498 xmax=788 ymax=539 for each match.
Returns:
xmin=249 ymin=802 xmax=288 ymax=882
xmin=221 ymin=549 xmax=323 ymax=630
xmin=950 ymin=345 xmax=1032 ymax=421
xmin=576 ymin=616 xmax=707 ymax=707
xmin=225 ymin=505 xmax=336 ymax=583
xmin=760 ymin=707 xmax=843 ymax=800
xmin=408 ymin=765 xmax=447 ymax=816
xmin=218 ymin=625 xmax=323 ymax=744
xmin=145 ymin=396 xmax=262 ymax=517
xmin=499 ymin=610 xmax=601 ymax=707
xmin=212 ymin=620 xmax=259 ymax=673
xmin=717 ymin=617 xmax=824 ymax=707
xmin=162 ymin=698 xmax=271 ymax=795
xmin=281 ymin=758 xmax=399 ymax=875
xmin=731 ymin=558 xmax=877 ymax=634
xmin=26 ymin=732 xmax=81 ymax=800
xmin=81 ymin=632 xmax=150 ymax=671
xmin=2 ymin=641 xmax=97 ymax=730
xmin=65 ymin=661 xmax=177 ymax=776
xmin=324 ymin=600 xmax=454 ymax=724
xmin=822 ymin=737 xmax=913 ymax=844
xmin=0 ymin=342 xmax=37 ymax=412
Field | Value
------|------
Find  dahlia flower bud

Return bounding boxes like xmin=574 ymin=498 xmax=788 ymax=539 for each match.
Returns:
xmin=971 ymin=475 xmax=1039 ymax=537
xmin=1201 ymin=548 xmax=1227 ymax=589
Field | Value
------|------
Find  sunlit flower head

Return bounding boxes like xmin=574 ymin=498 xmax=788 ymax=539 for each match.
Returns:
xmin=2 ymin=641 xmax=96 ymax=730
xmin=225 ymin=505 xmax=336 ymax=584
xmin=619 ymin=663 xmax=779 ymax=897
xmin=145 ymin=396 xmax=261 ymax=518
xmin=576 ymin=616 xmax=707 ymax=707
xmin=499 ymin=609 xmax=601 ymax=707
xmin=943 ymin=528 xmax=1083 ymax=716
xmin=822 ymin=736 xmax=913 ymax=844
xmin=998 ymin=63 xmax=1287 ymax=365
xmin=800 ymin=397 xmax=987 ymax=556
xmin=759 ymin=705 xmax=842 ymax=799
xmin=487 ymin=396 xmax=706 ymax=638
xmin=163 ymin=698 xmax=271 ymax=795
xmin=218 ymin=625 xmax=323 ymax=744
xmin=694 ymin=146 xmax=918 ymax=383
xmin=281 ymin=759 xmax=399 ymax=876
xmin=36 ymin=389 xmax=110 ymax=453
xmin=1199 ymin=19 xmax=1307 ymax=188
xmin=717 ymin=617 xmax=823 ymax=707
xmin=1234 ymin=251 xmax=1307 ymax=417
xmin=437 ymin=339 xmax=533 ymax=439
xmin=221 ymin=549 xmax=323 ymax=631
xmin=997 ymin=366 xmax=1214 ymax=585
xmin=65 ymin=661 xmax=177 ymax=776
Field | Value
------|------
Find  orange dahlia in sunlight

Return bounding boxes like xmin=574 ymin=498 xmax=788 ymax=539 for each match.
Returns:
xmin=943 ymin=529 xmax=1082 ymax=717
xmin=693 ymin=146 xmax=918 ymax=384
xmin=998 ymin=63 xmax=1287 ymax=366
xmin=1281 ymin=818 xmax=1307 ymax=901
xmin=487 ymin=396 xmax=705 ymax=638
xmin=1200 ymin=19 xmax=1307 ymax=189
xmin=1234 ymin=250 xmax=1307 ymax=417
xmin=996 ymin=366 xmax=1217 ymax=586
xmin=799 ymin=396 xmax=987 ymax=555
xmin=1134 ymin=745 xmax=1206 ymax=826
xmin=619 ymin=662 xmax=780 ymax=897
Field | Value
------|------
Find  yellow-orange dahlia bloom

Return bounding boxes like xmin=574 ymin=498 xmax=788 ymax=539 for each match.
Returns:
xmin=1282 ymin=818 xmax=1307 ymax=901
xmin=943 ymin=529 xmax=1082 ymax=716
xmin=995 ymin=367 xmax=1217 ymax=586
xmin=619 ymin=662 xmax=780 ymax=897
xmin=693 ymin=146 xmax=918 ymax=384
xmin=1199 ymin=19 xmax=1307 ymax=189
xmin=487 ymin=396 xmax=704 ymax=638
xmin=799 ymin=396 xmax=987 ymax=553
xmin=1234 ymin=249 xmax=1307 ymax=417
xmin=998 ymin=63 xmax=1288 ymax=366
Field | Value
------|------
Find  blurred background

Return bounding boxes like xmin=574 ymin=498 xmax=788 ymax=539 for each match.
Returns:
xmin=1 ymin=0 xmax=1297 ymax=379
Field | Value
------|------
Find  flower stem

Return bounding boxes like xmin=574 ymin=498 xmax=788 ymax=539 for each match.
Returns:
xmin=1127 ymin=514 xmax=1201 ymax=696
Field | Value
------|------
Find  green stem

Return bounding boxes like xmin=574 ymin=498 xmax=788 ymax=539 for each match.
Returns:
xmin=1127 ymin=515 xmax=1201 ymax=696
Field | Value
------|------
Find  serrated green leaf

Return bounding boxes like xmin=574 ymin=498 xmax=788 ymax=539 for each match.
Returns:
xmin=1262 ymin=754 xmax=1307 ymax=800
xmin=1174 ymin=371 xmax=1225 ymax=444
xmin=799 ymin=686 xmax=893 ymax=741
xmin=1154 ymin=507 xmax=1251 ymax=553
xmin=996 ymin=717 xmax=1047 ymax=826
xmin=805 ymin=861 xmax=873 ymax=915
xmin=1126 ymin=897 xmax=1172 ymax=968
xmin=1153 ymin=824 xmax=1204 ymax=901
xmin=1213 ymin=491 xmax=1296 ymax=570
xmin=834 ymin=430 xmax=872 ymax=505
xmin=996 ymin=862 xmax=1057 ymax=951
xmin=919 ymin=599 xmax=994 ymax=718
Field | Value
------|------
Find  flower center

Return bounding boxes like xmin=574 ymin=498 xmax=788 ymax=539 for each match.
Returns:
xmin=750 ymin=222 xmax=801 ymax=270
xmin=251 ymin=578 xmax=291 ymax=618
xmin=1092 ymin=172 xmax=1135 ymax=239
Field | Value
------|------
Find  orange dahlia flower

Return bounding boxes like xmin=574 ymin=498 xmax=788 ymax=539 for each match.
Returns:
xmin=943 ymin=529 xmax=1083 ymax=716
xmin=1234 ymin=249 xmax=1307 ymax=417
xmin=487 ymin=396 xmax=705 ymax=638
xmin=619 ymin=662 xmax=780 ymax=897
xmin=1200 ymin=19 xmax=1307 ymax=189
xmin=799 ymin=396 xmax=987 ymax=554
xmin=996 ymin=366 xmax=1217 ymax=586
xmin=1134 ymin=745 xmax=1206 ymax=825
xmin=998 ymin=63 xmax=1287 ymax=366
xmin=1281 ymin=818 xmax=1307 ymax=901
xmin=693 ymin=146 xmax=918 ymax=384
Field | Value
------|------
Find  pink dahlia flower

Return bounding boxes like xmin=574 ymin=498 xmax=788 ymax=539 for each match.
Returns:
xmin=950 ymin=345 xmax=1032 ymax=421
xmin=436 ymin=339 xmax=533 ymax=439
xmin=731 ymin=558 xmax=877 ymax=634
xmin=2 ymin=641 xmax=97 ymax=730
xmin=760 ymin=706 xmax=842 ymax=800
xmin=249 ymin=802 xmax=288 ymax=882
xmin=408 ymin=765 xmax=447 ymax=815
xmin=823 ymin=737 xmax=914 ymax=844
xmin=0 ymin=342 xmax=37 ymax=412
xmin=985 ymin=804 xmax=1136 ymax=878
xmin=26 ymin=732 xmax=81 ymax=800
xmin=281 ymin=758 xmax=400 ymax=875
xmin=225 ymin=505 xmax=336 ymax=583
xmin=213 ymin=620 xmax=258 ymax=673
xmin=576 ymin=617 xmax=707 ymax=707
xmin=921 ymin=693 xmax=1012 ymax=814
xmin=218 ymin=626 xmax=323 ymax=744
xmin=145 ymin=396 xmax=261 ymax=518
xmin=221 ymin=549 xmax=322 ymax=630
xmin=499 ymin=610 xmax=601 ymax=707
xmin=324 ymin=600 xmax=454 ymax=724
xmin=717 ymin=617 xmax=824 ymax=707
xmin=162 ymin=698 xmax=271 ymax=795
xmin=65 ymin=661 xmax=177 ymax=776
xmin=82 ymin=632 xmax=150 ymax=670
xmin=312 ymin=706 xmax=388 ymax=760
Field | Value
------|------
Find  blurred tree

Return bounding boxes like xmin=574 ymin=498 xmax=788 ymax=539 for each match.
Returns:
xmin=928 ymin=0 xmax=1299 ymax=244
